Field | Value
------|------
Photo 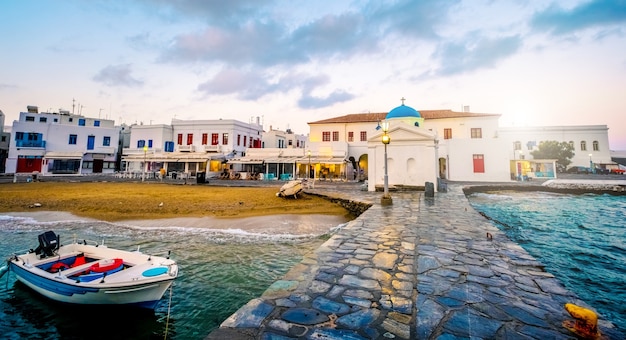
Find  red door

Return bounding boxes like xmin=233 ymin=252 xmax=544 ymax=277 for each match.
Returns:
xmin=16 ymin=156 xmax=43 ymax=173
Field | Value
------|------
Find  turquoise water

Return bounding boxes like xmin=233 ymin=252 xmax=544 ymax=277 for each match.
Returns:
xmin=467 ymin=191 xmax=626 ymax=330
xmin=0 ymin=216 xmax=340 ymax=339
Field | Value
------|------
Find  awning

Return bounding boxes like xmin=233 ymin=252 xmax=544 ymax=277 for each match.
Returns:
xmin=45 ymin=152 xmax=84 ymax=159
xmin=264 ymin=156 xmax=302 ymax=163
xmin=297 ymin=156 xmax=347 ymax=164
xmin=122 ymin=152 xmax=215 ymax=162
xmin=227 ymin=158 xmax=264 ymax=165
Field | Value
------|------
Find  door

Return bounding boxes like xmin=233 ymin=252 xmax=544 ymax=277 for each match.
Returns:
xmin=87 ymin=136 xmax=95 ymax=150
xmin=93 ymin=159 xmax=103 ymax=173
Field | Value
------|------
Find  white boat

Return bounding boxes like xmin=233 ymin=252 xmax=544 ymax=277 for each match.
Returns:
xmin=276 ymin=180 xmax=304 ymax=198
xmin=2 ymin=230 xmax=178 ymax=309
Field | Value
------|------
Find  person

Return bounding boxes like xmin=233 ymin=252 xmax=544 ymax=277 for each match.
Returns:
xmin=159 ymin=168 xmax=166 ymax=181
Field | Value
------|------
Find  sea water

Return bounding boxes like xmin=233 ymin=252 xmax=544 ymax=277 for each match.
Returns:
xmin=467 ymin=191 xmax=626 ymax=330
xmin=0 ymin=215 xmax=344 ymax=339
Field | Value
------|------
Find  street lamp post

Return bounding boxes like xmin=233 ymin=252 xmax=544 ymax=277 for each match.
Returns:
xmin=381 ymin=121 xmax=392 ymax=205
xmin=142 ymin=145 xmax=148 ymax=182
xmin=589 ymin=153 xmax=593 ymax=173
xmin=307 ymin=150 xmax=311 ymax=180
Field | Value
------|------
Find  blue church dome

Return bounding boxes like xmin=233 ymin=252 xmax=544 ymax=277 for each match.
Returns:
xmin=386 ymin=100 xmax=420 ymax=119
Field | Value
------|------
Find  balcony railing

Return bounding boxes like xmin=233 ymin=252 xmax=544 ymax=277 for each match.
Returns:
xmin=203 ymin=145 xmax=221 ymax=152
xmin=15 ymin=140 xmax=46 ymax=148
xmin=178 ymin=145 xmax=195 ymax=152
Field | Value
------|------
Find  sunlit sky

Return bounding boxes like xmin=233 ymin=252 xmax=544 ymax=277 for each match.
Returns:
xmin=1 ymin=0 xmax=625 ymax=149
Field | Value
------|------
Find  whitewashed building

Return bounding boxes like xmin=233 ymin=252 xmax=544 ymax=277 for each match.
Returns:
xmin=6 ymin=106 xmax=120 ymax=175
xmin=498 ymin=125 xmax=614 ymax=174
xmin=308 ymin=100 xmax=616 ymax=190
xmin=121 ymin=118 xmax=264 ymax=179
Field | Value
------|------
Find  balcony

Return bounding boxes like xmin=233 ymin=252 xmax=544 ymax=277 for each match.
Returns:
xmin=15 ymin=140 xmax=46 ymax=148
xmin=89 ymin=146 xmax=116 ymax=154
xmin=203 ymin=145 xmax=221 ymax=152
xmin=178 ymin=145 xmax=196 ymax=152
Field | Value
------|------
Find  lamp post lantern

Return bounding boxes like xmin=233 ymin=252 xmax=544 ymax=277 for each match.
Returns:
xmin=381 ymin=121 xmax=392 ymax=205
xmin=142 ymin=145 xmax=148 ymax=182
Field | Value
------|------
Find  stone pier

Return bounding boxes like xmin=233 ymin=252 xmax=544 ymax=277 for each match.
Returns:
xmin=207 ymin=183 xmax=623 ymax=339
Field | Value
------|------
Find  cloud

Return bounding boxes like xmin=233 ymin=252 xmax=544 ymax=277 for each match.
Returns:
xmin=372 ymin=0 xmax=459 ymax=40
xmin=0 ymin=83 xmax=18 ymax=90
xmin=298 ymin=90 xmax=355 ymax=109
xmin=158 ymin=1 xmax=460 ymax=67
xmin=161 ymin=21 xmax=301 ymax=66
xmin=531 ymin=0 xmax=626 ymax=36
xmin=197 ymin=68 xmax=354 ymax=108
xmin=93 ymin=64 xmax=144 ymax=87
xmin=430 ymin=34 xmax=522 ymax=76
xmin=140 ymin=0 xmax=271 ymax=25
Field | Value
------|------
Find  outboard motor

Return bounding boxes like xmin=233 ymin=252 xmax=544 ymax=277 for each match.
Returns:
xmin=34 ymin=231 xmax=59 ymax=258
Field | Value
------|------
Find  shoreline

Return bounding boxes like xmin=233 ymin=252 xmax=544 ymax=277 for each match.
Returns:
xmin=1 ymin=210 xmax=350 ymax=236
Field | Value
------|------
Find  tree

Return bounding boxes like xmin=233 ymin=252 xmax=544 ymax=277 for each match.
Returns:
xmin=530 ymin=141 xmax=574 ymax=171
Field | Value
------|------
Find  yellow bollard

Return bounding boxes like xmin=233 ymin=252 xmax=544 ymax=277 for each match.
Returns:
xmin=563 ymin=303 xmax=602 ymax=339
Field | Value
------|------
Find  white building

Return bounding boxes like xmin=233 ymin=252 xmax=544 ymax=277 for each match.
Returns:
xmin=0 ymin=110 xmax=9 ymax=173
xmin=307 ymin=100 xmax=616 ymax=191
xmin=262 ymin=126 xmax=308 ymax=149
xmin=121 ymin=118 xmax=264 ymax=179
xmin=498 ymin=125 xmax=613 ymax=174
xmin=6 ymin=106 xmax=120 ymax=175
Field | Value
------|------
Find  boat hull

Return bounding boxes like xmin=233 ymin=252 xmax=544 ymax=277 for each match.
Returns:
xmin=277 ymin=180 xmax=303 ymax=197
xmin=7 ymin=240 xmax=178 ymax=309
xmin=11 ymin=263 xmax=174 ymax=309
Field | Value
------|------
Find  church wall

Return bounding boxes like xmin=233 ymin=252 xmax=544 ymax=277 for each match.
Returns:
xmin=446 ymin=138 xmax=511 ymax=182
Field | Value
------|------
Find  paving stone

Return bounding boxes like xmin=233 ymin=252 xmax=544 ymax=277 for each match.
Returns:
xmin=360 ymin=267 xmax=392 ymax=282
xmin=221 ymin=298 xmax=274 ymax=328
xmin=306 ymin=328 xmax=368 ymax=340
xmin=382 ymin=317 xmax=411 ymax=339
xmin=326 ymin=285 xmax=346 ymax=299
xmin=315 ymin=271 xmax=337 ymax=284
xmin=415 ymin=296 xmax=446 ymax=339
xmin=309 ymin=280 xmax=332 ymax=294
xmin=388 ymin=311 xmax=411 ymax=324
xmin=344 ymin=264 xmax=360 ymax=274
xmin=275 ymin=298 xmax=297 ymax=307
xmin=342 ymin=295 xmax=372 ymax=308
xmin=281 ymin=307 xmax=329 ymax=325
xmin=339 ymin=274 xmax=381 ymax=290
xmin=336 ymin=309 xmax=380 ymax=329
xmin=417 ymin=255 xmax=440 ymax=274
xmin=390 ymin=295 xmax=413 ymax=313
xmin=343 ymin=289 xmax=374 ymax=300
xmin=534 ymin=277 xmax=570 ymax=295
xmin=442 ymin=307 xmax=503 ymax=338
xmin=372 ymin=252 xmax=398 ymax=269
xmin=312 ymin=296 xmax=351 ymax=315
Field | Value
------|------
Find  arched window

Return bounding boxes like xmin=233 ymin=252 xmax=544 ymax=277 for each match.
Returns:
xmin=580 ymin=141 xmax=587 ymax=151
xmin=569 ymin=141 xmax=574 ymax=149
xmin=593 ymin=141 xmax=599 ymax=151
xmin=514 ymin=141 xmax=521 ymax=150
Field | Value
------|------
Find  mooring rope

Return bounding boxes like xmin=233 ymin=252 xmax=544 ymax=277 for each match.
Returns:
xmin=164 ymin=283 xmax=174 ymax=340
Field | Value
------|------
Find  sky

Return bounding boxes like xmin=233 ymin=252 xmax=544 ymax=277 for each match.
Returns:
xmin=1 ymin=0 xmax=625 ymax=149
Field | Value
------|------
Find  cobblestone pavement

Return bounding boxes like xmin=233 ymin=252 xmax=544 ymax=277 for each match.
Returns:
xmin=206 ymin=183 xmax=623 ymax=339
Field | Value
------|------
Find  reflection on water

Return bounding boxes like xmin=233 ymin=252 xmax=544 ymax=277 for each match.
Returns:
xmin=0 ymin=214 xmax=345 ymax=338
